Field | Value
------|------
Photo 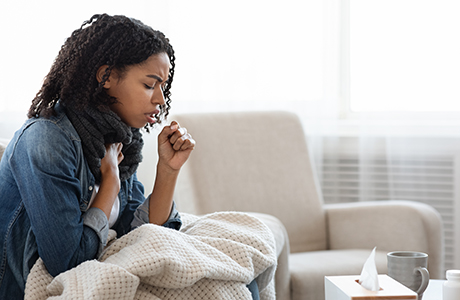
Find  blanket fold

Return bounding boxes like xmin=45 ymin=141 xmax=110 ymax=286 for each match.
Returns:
xmin=25 ymin=212 xmax=277 ymax=300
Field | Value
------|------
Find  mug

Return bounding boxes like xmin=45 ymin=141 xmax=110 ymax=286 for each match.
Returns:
xmin=387 ymin=251 xmax=430 ymax=299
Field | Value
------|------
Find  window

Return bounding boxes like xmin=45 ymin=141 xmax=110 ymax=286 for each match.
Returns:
xmin=0 ymin=1 xmax=325 ymax=116
xmin=347 ymin=0 xmax=460 ymax=113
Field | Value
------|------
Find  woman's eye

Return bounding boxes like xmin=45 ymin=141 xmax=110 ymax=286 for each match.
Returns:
xmin=144 ymin=84 xmax=155 ymax=90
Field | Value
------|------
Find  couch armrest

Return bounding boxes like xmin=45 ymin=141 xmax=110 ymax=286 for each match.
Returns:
xmin=324 ymin=200 xmax=444 ymax=278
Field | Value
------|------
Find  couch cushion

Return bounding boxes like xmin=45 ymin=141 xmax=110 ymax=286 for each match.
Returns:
xmin=289 ymin=249 xmax=388 ymax=300
xmin=173 ymin=111 xmax=327 ymax=253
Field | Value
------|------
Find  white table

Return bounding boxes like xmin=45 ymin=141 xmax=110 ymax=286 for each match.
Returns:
xmin=423 ymin=280 xmax=444 ymax=300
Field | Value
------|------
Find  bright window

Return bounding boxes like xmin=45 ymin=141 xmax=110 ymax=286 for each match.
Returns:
xmin=349 ymin=0 xmax=460 ymax=113
xmin=0 ymin=1 xmax=325 ymax=115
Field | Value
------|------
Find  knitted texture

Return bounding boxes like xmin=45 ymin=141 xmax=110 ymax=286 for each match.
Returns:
xmin=66 ymin=104 xmax=144 ymax=183
xmin=25 ymin=212 xmax=277 ymax=300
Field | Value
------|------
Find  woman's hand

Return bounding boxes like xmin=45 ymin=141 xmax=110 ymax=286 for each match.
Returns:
xmin=149 ymin=122 xmax=195 ymax=225
xmin=157 ymin=121 xmax=195 ymax=172
xmin=100 ymin=143 xmax=124 ymax=180
xmin=92 ymin=143 xmax=124 ymax=220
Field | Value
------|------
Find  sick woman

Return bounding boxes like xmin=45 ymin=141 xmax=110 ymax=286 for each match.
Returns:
xmin=0 ymin=14 xmax=197 ymax=298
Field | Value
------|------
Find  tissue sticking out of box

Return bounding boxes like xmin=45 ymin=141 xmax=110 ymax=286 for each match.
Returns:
xmin=358 ymin=247 xmax=380 ymax=291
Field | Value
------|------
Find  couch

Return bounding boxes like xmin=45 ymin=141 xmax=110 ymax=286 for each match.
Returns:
xmin=0 ymin=110 xmax=444 ymax=300
xmin=0 ymin=137 xmax=288 ymax=299
xmin=171 ymin=111 xmax=445 ymax=300
xmin=0 ymin=139 xmax=7 ymax=159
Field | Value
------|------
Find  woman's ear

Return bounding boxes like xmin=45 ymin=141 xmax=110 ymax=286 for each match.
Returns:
xmin=96 ymin=65 xmax=112 ymax=88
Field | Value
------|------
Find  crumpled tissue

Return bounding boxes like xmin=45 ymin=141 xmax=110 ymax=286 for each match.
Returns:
xmin=358 ymin=247 xmax=380 ymax=291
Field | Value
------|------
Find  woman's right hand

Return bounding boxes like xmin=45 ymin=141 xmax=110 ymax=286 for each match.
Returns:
xmin=92 ymin=143 xmax=124 ymax=219
xmin=100 ymin=143 xmax=124 ymax=180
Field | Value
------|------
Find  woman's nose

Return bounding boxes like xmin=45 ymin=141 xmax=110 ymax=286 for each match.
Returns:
xmin=152 ymin=86 xmax=166 ymax=105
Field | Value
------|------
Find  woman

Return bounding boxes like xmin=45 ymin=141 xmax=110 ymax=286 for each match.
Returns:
xmin=0 ymin=14 xmax=195 ymax=298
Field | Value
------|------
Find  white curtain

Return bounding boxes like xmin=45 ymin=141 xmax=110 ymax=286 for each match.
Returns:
xmin=0 ymin=0 xmax=458 ymax=269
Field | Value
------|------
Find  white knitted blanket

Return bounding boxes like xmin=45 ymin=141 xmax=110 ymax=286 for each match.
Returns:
xmin=25 ymin=212 xmax=277 ymax=300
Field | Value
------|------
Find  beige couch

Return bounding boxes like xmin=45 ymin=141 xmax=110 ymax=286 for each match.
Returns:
xmin=0 ymin=139 xmax=7 ymax=159
xmin=0 ymin=138 xmax=289 ymax=298
xmin=171 ymin=111 xmax=445 ymax=300
xmin=0 ymin=111 xmax=444 ymax=300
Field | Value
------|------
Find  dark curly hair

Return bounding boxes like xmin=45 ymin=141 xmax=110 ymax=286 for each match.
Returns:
xmin=28 ymin=14 xmax=175 ymax=129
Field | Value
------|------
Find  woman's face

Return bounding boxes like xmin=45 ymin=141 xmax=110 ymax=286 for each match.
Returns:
xmin=105 ymin=52 xmax=170 ymax=128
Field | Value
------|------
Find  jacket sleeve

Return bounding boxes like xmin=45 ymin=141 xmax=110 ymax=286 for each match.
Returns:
xmin=131 ymin=196 xmax=182 ymax=230
xmin=111 ymin=172 xmax=182 ymax=237
xmin=128 ymin=171 xmax=182 ymax=231
xmin=9 ymin=121 xmax=104 ymax=277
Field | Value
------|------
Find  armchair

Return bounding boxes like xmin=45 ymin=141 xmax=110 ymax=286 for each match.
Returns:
xmin=171 ymin=111 xmax=444 ymax=300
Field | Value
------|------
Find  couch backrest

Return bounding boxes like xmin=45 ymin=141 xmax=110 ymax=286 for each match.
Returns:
xmin=0 ymin=140 xmax=7 ymax=161
xmin=173 ymin=111 xmax=327 ymax=253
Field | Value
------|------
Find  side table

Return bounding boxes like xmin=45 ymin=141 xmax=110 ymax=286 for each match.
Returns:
xmin=423 ymin=280 xmax=444 ymax=300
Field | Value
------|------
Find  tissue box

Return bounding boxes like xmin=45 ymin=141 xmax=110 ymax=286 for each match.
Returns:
xmin=325 ymin=275 xmax=417 ymax=300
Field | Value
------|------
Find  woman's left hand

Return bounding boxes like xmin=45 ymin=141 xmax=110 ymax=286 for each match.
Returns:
xmin=157 ymin=121 xmax=195 ymax=171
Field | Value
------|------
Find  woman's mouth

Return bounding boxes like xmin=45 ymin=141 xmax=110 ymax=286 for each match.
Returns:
xmin=145 ymin=113 xmax=156 ymax=124
xmin=145 ymin=110 xmax=160 ymax=124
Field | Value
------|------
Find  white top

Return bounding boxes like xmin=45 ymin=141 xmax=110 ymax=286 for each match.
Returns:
xmin=88 ymin=185 xmax=120 ymax=228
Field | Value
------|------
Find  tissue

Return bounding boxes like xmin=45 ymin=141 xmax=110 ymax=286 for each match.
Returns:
xmin=358 ymin=247 xmax=380 ymax=291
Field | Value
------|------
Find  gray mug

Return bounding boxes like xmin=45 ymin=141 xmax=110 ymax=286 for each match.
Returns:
xmin=387 ymin=251 xmax=430 ymax=299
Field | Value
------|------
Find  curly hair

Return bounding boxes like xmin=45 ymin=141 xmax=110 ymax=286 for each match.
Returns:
xmin=28 ymin=14 xmax=175 ymax=129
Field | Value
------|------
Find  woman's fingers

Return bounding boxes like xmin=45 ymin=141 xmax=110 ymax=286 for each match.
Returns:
xmin=157 ymin=121 xmax=196 ymax=170
xmin=105 ymin=142 xmax=124 ymax=164
xmin=169 ymin=127 xmax=186 ymax=144
xmin=161 ymin=121 xmax=195 ymax=151
xmin=101 ymin=143 xmax=124 ymax=177
xmin=158 ymin=121 xmax=178 ymax=143
xmin=172 ymin=133 xmax=195 ymax=151
xmin=118 ymin=149 xmax=124 ymax=164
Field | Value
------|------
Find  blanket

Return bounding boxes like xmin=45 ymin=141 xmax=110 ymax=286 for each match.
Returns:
xmin=24 ymin=212 xmax=277 ymax=299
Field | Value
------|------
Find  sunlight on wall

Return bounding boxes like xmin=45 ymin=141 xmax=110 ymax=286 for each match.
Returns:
xmin=0 ymin=0 xmax=169 ymax=114
xmin=0 ymin=0 xmax=324 ymax=120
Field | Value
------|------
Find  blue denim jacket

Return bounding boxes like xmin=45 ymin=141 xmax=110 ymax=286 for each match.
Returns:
xmin=0 ymin=103 xmax=181 ymax=299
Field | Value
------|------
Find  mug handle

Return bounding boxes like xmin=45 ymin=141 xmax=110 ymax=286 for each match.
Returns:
xmin=414 ymin=266 xmax=429 ymax=295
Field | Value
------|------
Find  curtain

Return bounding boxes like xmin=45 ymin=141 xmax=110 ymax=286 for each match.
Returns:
xmin=0 ymin=0 xmax=458 ymax=270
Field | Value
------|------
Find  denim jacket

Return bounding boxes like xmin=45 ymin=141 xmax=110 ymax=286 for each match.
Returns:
xmin=0 ymin=103 xmax=181 ymax=299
